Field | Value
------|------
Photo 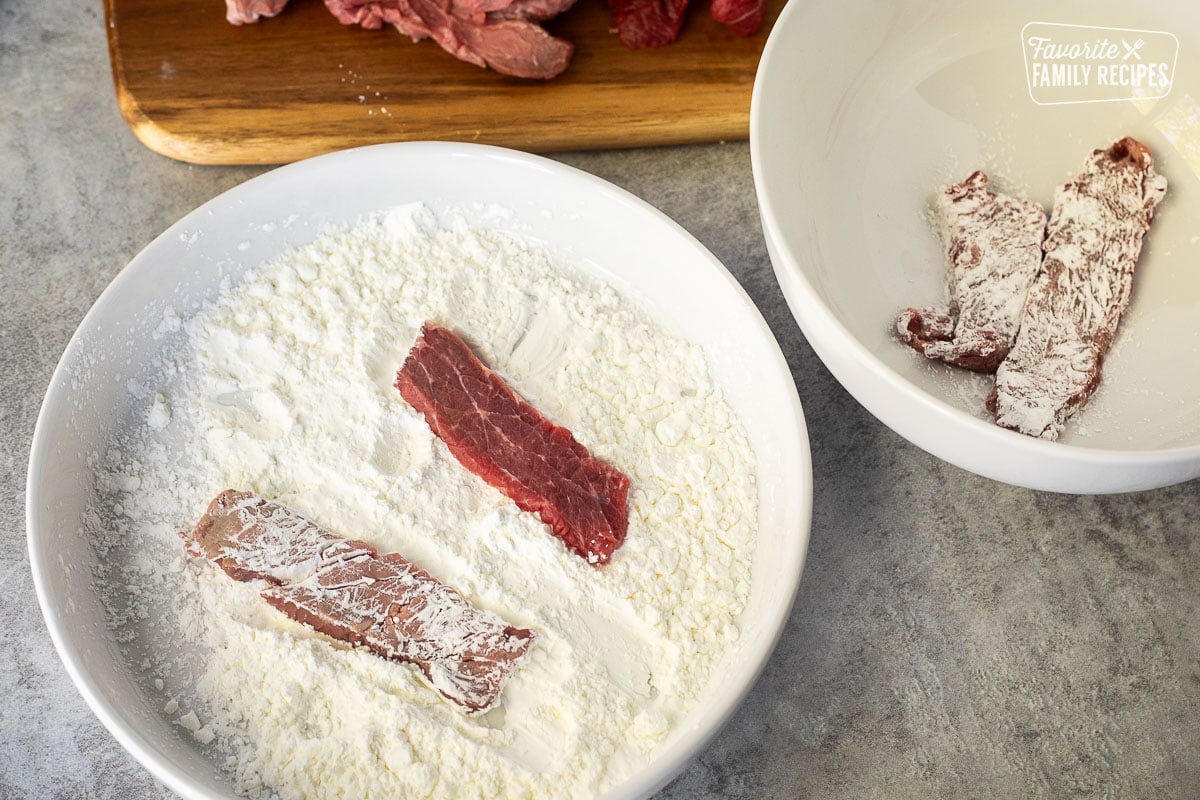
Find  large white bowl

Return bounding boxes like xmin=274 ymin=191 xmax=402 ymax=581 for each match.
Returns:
xmin=27 ymin=143 xmax=811 ymax=799
xmin=752 ymin=0 xmax=1200 ymax=493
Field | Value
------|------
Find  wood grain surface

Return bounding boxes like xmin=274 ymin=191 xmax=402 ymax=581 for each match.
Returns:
xmin=103 ymin=0 xmax=784 ymax=165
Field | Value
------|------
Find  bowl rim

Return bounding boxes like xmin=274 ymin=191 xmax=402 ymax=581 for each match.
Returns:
xmin=27 ymin=140 xmax=814 ymax=800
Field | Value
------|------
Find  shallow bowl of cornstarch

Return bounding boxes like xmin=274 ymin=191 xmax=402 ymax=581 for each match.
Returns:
xmin=753 ymin=0 xmax=1200 ymax=493
xmin=27 ymin=142 xmax=812 ymax=800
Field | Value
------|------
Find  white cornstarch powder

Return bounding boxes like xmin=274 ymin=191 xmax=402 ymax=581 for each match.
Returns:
xmin=89 ymin=204 xmax=759 ymax=799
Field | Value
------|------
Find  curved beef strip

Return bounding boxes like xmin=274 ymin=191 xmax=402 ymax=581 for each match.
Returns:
xmin=225 ymin=0 xmax=289 ymax=24
xmin=607 ymin=0 xmax=689 ymax=49
xmin=396 ymin=322 xmax=630 ymax=566
xmin=324 ymin=0 xmax=573 ymax=78
xmin=896 ymin=170 xmax=1047 ymax=373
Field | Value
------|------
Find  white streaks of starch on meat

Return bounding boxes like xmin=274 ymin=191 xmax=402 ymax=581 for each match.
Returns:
xmin=84 ymin=202 xmax=758 ymax=799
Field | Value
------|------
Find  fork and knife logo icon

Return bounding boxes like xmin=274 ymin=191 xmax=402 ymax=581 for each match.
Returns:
xmin=1122 ymin=38 xmax=1144 ymax=61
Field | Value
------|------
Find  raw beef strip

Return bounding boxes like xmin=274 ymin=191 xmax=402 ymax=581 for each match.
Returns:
xmin=710 ymin=0 xmax=762 ymax=36
xmin=182 ymin=490 xmax=535 ymax=712
xmin=323 ymin=0 xmax=404 ymax=27
xmin=608 ymin=0 xmax=689 ymax=49
xmin=322 ymin=0 xmax=573 ymax=79
xmin=988 ymin=137 xmax=1167 ymax=440
xmin=470 ymin=0 xmax=577 ymax=22
xmin=226 ymin=0 xmax=289 ymax=24
xmin=395 ymin=322 xmax=630 ymax=565
xmin=183 ymin=489 xmax=373 ymax=584
xmin=896 ymin=171 xmax=1047 ymax=372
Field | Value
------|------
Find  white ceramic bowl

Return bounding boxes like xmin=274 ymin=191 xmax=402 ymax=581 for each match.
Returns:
xmin=752 ymin=0 xmax=1200 ymax=493
xmin=27 ymin=143 xmax=811 ymax=799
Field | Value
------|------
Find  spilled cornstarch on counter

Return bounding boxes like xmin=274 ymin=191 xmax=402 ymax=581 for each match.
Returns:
xmin=86 ymin=202 xmax=760 ymax=799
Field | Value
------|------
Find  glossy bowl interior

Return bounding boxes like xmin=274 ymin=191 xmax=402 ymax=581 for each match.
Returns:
xmin=27 ymin=143 xmax=812 ymax=799
xmin=752 ymin=0 xmax=1200 ymax=493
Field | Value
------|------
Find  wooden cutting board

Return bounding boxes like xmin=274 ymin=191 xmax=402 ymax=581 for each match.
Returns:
xmin=104 ymin=0 xmax=783 ymax=165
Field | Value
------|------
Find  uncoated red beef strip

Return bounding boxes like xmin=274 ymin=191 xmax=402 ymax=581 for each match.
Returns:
xmin=988 ymin=137 xmax=1168 ymax=440
xmin=323 ymin=0 xmax=574 ymax=79
xmin=896 ymin=171 xmax=1047 ymax=373
xmin=395 ymin=322 xmax=630 ymax=565
xmin=709 ymin=0 xmax=763 ymax=36
xmin=225 ymin=0 xmax=575 ymax=80
xmin=607 ymin=0 xmax=689 ymax=49
xmin=181 ymin=489 xmax=535 ymax=712
xmin=470 ymin=0 xmax=574 ymax=22
xmin=607 ymin=0 xmax=764 ymax=48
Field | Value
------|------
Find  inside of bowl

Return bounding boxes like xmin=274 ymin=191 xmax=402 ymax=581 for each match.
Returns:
xmin=30 ymin=143 xmax=811 ymax=800
xmin=759 ymin=0 xmax=1200 ymax=451
xmin=29 ymin=279 xmax=242 ymax=798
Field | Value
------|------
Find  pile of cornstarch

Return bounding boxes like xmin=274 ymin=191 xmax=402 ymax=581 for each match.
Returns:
xmin=88 ymin=203 xmax=759 ymax=799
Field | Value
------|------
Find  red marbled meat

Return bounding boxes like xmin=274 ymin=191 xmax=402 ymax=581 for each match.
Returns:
xmin=395 ymin=322 xmax=630 ymax=565
xmin=895 ymin=171 xmax=1048 ymax=373
xmin=710 ymin=0 xmax=762 ymax=36
xmin=322 ymin=0 xmax=574 ymax=79
xmin=607 ymin=0 xmax=689 ymax=49
xmin=182 ymin=490 xmax=535 ymax=712
xmin=225 ymin=0 xmax=574 ymax=80
xmin=225 ymin=0 xmax=288 ymax=24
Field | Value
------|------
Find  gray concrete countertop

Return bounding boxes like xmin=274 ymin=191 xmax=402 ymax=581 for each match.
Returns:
xmin=5 ymin=2 xmax=1200 ymax=798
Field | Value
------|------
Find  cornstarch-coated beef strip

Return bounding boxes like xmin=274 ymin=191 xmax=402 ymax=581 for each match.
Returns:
xmin=395 ymin=322 xmax=630 ymax=566
xmin=896 ymin=171 xmax=1047 ymax=373
xmin=322 ymin=0 xmax=574 ymax=79
xmin=988 ymin=137 xmax=1168 ymax=440
xmin=182 ymin=490 xmax=535 ymax=712
xmin=709 ymin=0 xmax=762 ymax=36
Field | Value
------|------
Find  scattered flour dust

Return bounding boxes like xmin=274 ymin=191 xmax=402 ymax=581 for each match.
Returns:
xmin=89 ymin=203 xmax=758 ymax=799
